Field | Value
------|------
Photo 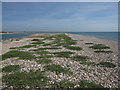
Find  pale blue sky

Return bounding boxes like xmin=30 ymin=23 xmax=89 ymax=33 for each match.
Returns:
xmin=2 ymin=2 xmax=118 ymax=32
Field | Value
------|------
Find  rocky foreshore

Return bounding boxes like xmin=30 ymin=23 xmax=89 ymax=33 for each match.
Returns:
xmin=0 ymin=33 xmax=118 ymax=89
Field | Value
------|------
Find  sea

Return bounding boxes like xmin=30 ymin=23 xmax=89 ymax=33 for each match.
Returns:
xmin=0 ymin=32 xmax=119 ymax=42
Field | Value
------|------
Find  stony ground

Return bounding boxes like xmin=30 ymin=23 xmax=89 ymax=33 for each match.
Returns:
xmin=0 ymin=33 xmax=118 ymax=89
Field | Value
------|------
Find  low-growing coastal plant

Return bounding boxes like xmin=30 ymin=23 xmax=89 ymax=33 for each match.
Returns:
xmin=36 ymin=51 xmax=50 ymax=55
xmin=36 ymin=58 xmax=52 ymax=64
xmin=43 ymin=43 xmax=52 ymax=46
xmin=32 ymin=47 xmax=61 ymax=51
xmin=53 ymin=51 xmax=74 ymax=58
xmin=2 ymin=65 xmax=20 ymax=72
xmin=75 ymin=80 xmax=104 ymax=88
xmin=80 ymin=62 xmax=96 ymax=66
xmin=72 ymin=55 xmax=90 ymax=61
xmin=94 ymin=50 xmax=113 ymax=53
xmin=66 ymin=46 xmax=82 ymax=51
xmin=31 ymin=41 xmax=45 ymax=45
xmin=49 ymin=80 xmax=75 ymax=88
xmin=10 ymin=47 xmax=18 ymax=49
xmin=38 ymin=55 xmax=53 ymax=58
xmin=89 ymin=44 xmax=110 ymax=49
xmin=98 ymin=62 xmax=116 ymax=68
xmin=2 ymin=70 xmax=49 ymax=88
xmin=19 ymin=45 xmax=36 ymax=48
xmin=85 ymin=43 xmax=94 ymax=44
xmin=31 ymin=39 xmax=40 ymax=41
xmin=2 ymin=50 xmax=36 ymax=60
xmin=44 ymin=64 xmax=71 ymax=74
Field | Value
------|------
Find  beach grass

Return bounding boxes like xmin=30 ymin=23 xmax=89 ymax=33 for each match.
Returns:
xmin=49 ymin=80 xmax=75 ymax=88
xmin=85 ymin=43 xmax=94 ymax=44
xmin=53 ymin=51 xmax=74 ymax=58
xmin=76 ymin=80 xmax=104 ymax=88
xmin=98 ymin=62 xmax=116 ymax=68
xmin=44 ymin=64 xmax=71 ymax=74
xmin=2 ymin=71 xmax=49 ymax=88
xmin=89 ymin=44 xmax=110 ymax=49
xmin=31 ymin=47 xmax=61 ymax=51
xmin=31 ymin=39 xmax=40 ymax=41
xmin=72 ymin=55 xmax=90 ymax=61
xmin=66 ymin=46 xmax=82 ymax=51
xmin=94 ymin=50 xmax=113 ymax=53
xmin=2 ymin=50 xmax=36 ymax=60
xmin=2 ymin=65 xmax=20 ymax=72
xmin=36 ymin=58 xmax=52 ymax=64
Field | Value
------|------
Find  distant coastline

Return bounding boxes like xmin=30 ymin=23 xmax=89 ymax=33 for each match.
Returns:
xmin=0 ymin=32 xmax=15 ymax=34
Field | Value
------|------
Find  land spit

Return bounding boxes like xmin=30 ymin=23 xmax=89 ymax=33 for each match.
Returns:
xmin=0 ymin=33 xmax=118 ymax=89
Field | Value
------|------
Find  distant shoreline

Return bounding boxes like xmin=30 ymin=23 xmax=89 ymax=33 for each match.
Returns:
xmin=0 ymin=32 xmax=15 ymax=34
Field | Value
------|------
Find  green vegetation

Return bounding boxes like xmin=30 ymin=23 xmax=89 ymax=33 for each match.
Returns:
xmin=43 ymin=43 xmax=52 ymax=46
xmin=72 ymin=55 xmax=90 ymax=61
xmin=2 ymin=71 xmax=49 ymax=88
xmin=66 ymin=46 xmax=82 ymax=51
xmin=2 ymin=50 xmax=36 ymax=60
xmin=32 ymin=47 xmax=61 ymax=51
xmin=76 ymin=80 xmax=104 ymax=88
xmin=94 ymin=50 xmax=113 ymax=53
xmin=10 ymin=47 xmax=18 ymax=49
xmin=80 ymin=62 xmax=96 ymax=66
xmin=2 ymin=65 xmax=20 ymax=72
xmin=49 ymin=80 xmax=75 ymax=88
xmin=10 ymin=45 xmax=36 ymax=49
xmin=85 ymin=43 xmax=93 ymax=44
xmin=52 ymin=34 xmax=77 ymax=47
xmin=36 ymin=51 xmax=50 ymax=55
xmin=31 ymin=41 xmax=45 ymax=45
xmin=36 ymin=58 xmax=52 ymax=64
xmin=53 ymin=51 xmax=74 ymax=58
xmin=89 ymin=44 xmax=110 ymax=49
xmin=43 ymin=35 xmax=56 ymax=40
xmin=44 ymin=64 xmax=71 ymax=74
xmin=31 ymin=39 xmax=40 ymax=41
xmin=19 ymin=45 xmax=36 ymax=48
xmin=98 ymin=62 xmax=116 ymax=68
xmin=38 ymin=55 xmax=53 ymax=58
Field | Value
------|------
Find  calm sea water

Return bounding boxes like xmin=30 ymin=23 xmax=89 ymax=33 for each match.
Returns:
xmin=0 ymin=32 xmax=118 ymax=42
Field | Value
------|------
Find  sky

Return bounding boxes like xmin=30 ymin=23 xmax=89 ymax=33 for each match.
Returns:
xmin=2 ymin=2 xmax=118 ymax=32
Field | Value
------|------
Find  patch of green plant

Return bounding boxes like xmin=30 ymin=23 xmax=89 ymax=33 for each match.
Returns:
xmin=2 ymin=50 xmax=36 ymax=60
xmin=98 ymin=62 xmax=116 ymax=68
xmin=43 ymin=43 xmax=52 ymax=46
xmin=49 ymin=80 xmax=75 ymax=88
xmin=31 ymin=39 xmax=40 ymax=41
xmin=51 ymin=34 xmax=77 ymax=47
xmin=36 ymin=58 xmax=52 ymax=64
xmin=31 ymin=41 xmax=45 ymax=45
xmin=43 ymin=35 xmax=56 ymax=40
xmin=32 ymin=47 xmax=61 ymax=51
xmin=38 ymin=55 xmax=53 ymax=58
xmin=85 ymin=43 xmax=93 ymax=44
xmin=2 ymin=70 xmax=49 ymax=88
xmin=80 ymin=62 xmax=96 ymax=66
xmin=53 ymin=51 xmax=74 ymax=58
xmin=89 ymin=44 xmax=110 ymax=49
xmin=10 ymin=47 xmax=18 ymax=49
xmin=19 ymin=45 xmax=36 ymax=48
xmin=74 ymin=80 xmax=104 ymax=88
xmin=36 ymin=51 xmax=50 ymax=55
xmin=44 ymin=64 xmax=71 ymax=74
xmin=94 ymin=50 xmax=113 ymax=53
xmin=2 ymin=65 xmax=20 ymax=72
xmin=72 ymin=55 xmax=90 ymax=61
xmin=66 ymin=46 xmax=82 ymax=51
